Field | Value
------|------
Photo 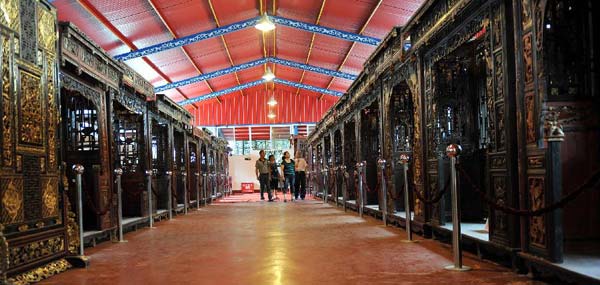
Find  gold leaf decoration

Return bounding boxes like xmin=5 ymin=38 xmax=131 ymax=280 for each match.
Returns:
xmin=1 ymin=179 xmax=23 ymax=224
xmin=42 ymin=178 xmax=58 ymax=217
xmin=0 ymin=0 xmax=20 ymax=31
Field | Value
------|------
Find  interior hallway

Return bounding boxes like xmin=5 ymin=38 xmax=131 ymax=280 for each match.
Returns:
xmin=40 ymin=195 xmax=544 ymax=285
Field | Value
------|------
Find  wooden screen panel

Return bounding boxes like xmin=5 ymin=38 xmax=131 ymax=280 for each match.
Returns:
xmin=0 ymin=1 xmax=70 ymax=280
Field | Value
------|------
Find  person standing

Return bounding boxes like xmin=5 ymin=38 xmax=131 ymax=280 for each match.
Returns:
xmin=255 ymin=150 xmax=271 ymax=201
xmin=280 ymin=151 xmax=295 ymax=202
xmin=268 ymin=154 xmax=278 ymax=202
xmin=294 ymin=152 xmax=308 ymax=200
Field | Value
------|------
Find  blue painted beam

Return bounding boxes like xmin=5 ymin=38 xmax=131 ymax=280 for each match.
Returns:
xmin=115 ymin=17 xmax=260 ymax=61
xmin=177 ymin=78 xmax=343 ymax=106
xmin=115 ymin=16 xmax=380 ymax=61
xmin=273 ymin=78 xmax=344 ymax=97
xmin=155 ymin=57 xmax=356 ymax=92
xmin=155 ymin=58 xmax=268 ymax=92
xmin=268 ymin=57 xmax=356 ymax=81
xmin=270 ymin=16 xmax=380 ymax=46
xmin=178 ymin=80 xmax=265 ymax=105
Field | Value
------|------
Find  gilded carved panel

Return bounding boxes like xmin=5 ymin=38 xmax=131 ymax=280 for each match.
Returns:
xmin=1 ymin=35 xmax=13 ymax=167
xmin=492 ymin=176 xmax=507 ymax=234
xmin=18 ymin=70 xmax=44 ymax=149
xmin=1 ymin=178 xmax=24 ymax=224
xmin=522 ymin=0 xmax=532 ymax=29
xmin=0 ymin=0 xmax=20 ymax=31
xmin=41 ymin=177 xmax=58 ymax=218
xmin=529 ymin=177 xmax=545 ymax=247
xmin=8 ymin=236 xmax=64 ymax=268
xmin=523 ymin=33 xmax=534 ymax=86
xmin=525 ymin=92 xmax=536 ymax=143
xmin=37 ymin=5 xmax=56 ymax=54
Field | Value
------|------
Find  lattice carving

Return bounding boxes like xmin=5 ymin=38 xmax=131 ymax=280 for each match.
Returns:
xmin=19 ymin=0 xmax=37 ymax=63
xmin=522 ymin=0 xmax=532 ymax=29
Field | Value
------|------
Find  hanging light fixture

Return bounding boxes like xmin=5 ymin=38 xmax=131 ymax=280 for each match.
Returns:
xmin=262 ymin=67 xmax=275 ymax=81
xmin=267 ymin=90 xmax=277 ymax=106
xmin=255 ymin=14 xmax=275 ymax=32
xmin=267 ymin=111 xmax=276 ymax=119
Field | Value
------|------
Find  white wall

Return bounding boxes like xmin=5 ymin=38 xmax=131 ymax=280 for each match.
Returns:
xmin=228 ymin=148 xmax=294 ymax=191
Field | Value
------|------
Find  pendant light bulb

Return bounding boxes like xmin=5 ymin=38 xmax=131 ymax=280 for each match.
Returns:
xmin=255 ymin=14 xmax=276 ymax=32
xmin=267 ymin=93 xmax=277 ymax=106
xmin=262 ymin=67 xmax=275 ymax=82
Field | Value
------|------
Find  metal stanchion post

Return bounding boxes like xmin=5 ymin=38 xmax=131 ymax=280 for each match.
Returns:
xmin=145 ymin=170 xmax=154 ymax=228
xmin=399 ymin=154 xmax=417 ymax=243
xmin=340 ymin=165 xmax=347 ymax=212
xmin=378 ymin=159 xmax=387 ymax=226
xmin=334 ymin=166 xmax=339 ymax=207
xmin=203 ymin=173 xmax=208 ymax=206
xmin=444 ymin=144 xmax=470 ymax=271
xmin=166 ymin=171 xmax=173 ymax=220
xmin=114 ymin=168 xmax=126 ymax=243
xmin=357 ymin=162 xmax=364 ymax=218
xmin=73 ymin=165 xmax=86 ymax=256
xmin=65 ymin=164 xmax=90 ymax=268
xmin=195 ymin=173 xmax=200 ymax=209
xmin=322 ymin=168 xmax=328 ymax=203
xmin=182 ymin=171 xmax=188 ymax=214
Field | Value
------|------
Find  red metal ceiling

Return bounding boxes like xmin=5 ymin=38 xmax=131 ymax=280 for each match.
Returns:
xmin=54 ymin=0 xmax=424 ymax=125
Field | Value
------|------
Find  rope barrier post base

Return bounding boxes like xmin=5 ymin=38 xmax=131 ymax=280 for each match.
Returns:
xmin=378 ymin=158 xmax=387 ymax=226
xmin=145 ymin=170 xmax=155 ymax=229
xmin=114 ymin=168 xmax=127 ymax=243
xmin=399 ymin=154 xmax=417 ymax=243
xmin=444 ymin=144 xmax=470 ymax=272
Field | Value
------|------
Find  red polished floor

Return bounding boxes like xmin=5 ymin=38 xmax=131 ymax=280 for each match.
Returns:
xmin=40 ymin=194 xmax=544 ymax=285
